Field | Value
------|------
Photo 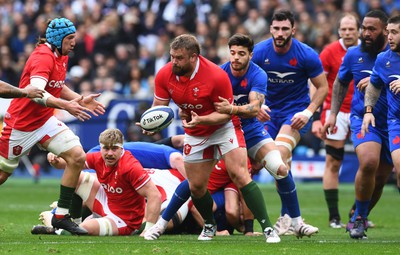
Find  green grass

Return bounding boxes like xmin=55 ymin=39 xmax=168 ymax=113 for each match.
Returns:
xmin=1 ymin=178 xmax=399 ymax=255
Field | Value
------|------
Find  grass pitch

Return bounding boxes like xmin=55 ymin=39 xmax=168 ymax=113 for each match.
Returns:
xmin=0 ymin=178 xmax=399 ymax=255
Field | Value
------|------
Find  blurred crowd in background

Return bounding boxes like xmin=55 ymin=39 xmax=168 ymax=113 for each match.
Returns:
xmin=1 ymin=0 xmax=400 ymax=168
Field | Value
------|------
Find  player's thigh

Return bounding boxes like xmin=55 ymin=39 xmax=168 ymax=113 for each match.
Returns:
xmin=275 ymin=124 xmax=301 ymax=159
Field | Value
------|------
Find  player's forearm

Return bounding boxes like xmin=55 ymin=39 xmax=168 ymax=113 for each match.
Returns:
xmin=234 ymin=92 xmax=264 ymax=118
xmin=0 ymin=81 xmax=25 ymax=98
xmin=330 ymin=77 xmax=350 ymax=115
xmin=309 ymin=81 xmax=328 ymax=113
xmin=145 ymin=197 xmax=161 ymax=224
xmin=364 ymin=82 xmax=381 ymax=109
xmin=60 ymin=85 xmax=80 ymax=101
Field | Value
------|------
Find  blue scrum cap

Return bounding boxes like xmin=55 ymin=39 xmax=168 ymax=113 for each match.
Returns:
xmin=45 ymin=18 xmax=76 ymax=53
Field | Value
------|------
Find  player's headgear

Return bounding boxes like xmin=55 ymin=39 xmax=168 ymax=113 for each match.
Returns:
xmin=46 ymin=18 xmax=76 ymax=53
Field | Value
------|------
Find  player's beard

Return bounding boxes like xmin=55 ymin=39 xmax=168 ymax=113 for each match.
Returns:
xmin=361 ymin=33 xmax=386 ymax=56
xmin=273 ymin=34 xmax=292 ymax=48
xmin=230 ymin=58 xmax=249 ymax=72
xmin=390 ymin=42 xmax=400 ymax=52
xmin=172 ymin=63 xmax=192 ymax=76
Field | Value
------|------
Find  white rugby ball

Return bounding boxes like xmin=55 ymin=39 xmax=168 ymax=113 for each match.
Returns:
xmin=140 ymin=106 xmax=174 ymax=132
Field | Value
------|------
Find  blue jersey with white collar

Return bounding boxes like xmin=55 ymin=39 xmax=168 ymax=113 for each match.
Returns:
xmin=219 ymin=61 xmax=267 ymax=128
xmin=252 ymin=38 xmax=323 ymax=117
xmin=370 ymin=49 xmax=400 ymax=120
xmin=88 ymin=142 xmax=180 ymax=169
xmin=338 ymin=44 xmax=389 ymax=131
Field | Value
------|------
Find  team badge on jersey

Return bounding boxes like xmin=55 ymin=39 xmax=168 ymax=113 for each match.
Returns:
xmin=184 ymin=144 xmax=192 ymax=155
xmin=240 ymin=78 xmax=248 ymax=89
xmin=393 ymin=136 xmax=400 ymax=145
xmin=289 ymin=57 xmax=297 ymax=67
xmin=13 ymin=145 xmax=22 ymax=156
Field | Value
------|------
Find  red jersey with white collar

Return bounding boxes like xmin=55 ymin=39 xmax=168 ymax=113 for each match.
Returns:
xmin=85 ymin=150 xmax=151 ymax=230
xmin=154 ymin=55 xmax=242 ymax=136
xmin=320 ymin=40 xmax=354 ymax=113
xmin=4 ymin=44 xmax=68 ymax=131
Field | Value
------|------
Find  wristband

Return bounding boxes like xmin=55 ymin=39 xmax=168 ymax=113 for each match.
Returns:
xmin=229 ymin=105 xmax=234 ymax=114
xmin=364 ymin=106 xmax=373 ymax=114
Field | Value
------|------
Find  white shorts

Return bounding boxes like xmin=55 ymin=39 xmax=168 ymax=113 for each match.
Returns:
xmin=322 ymin=110 xmax=351 ymax=141
xmin=0 ymin=116 xmax=68 ymax=160
xmin=183 ymin=122 xmax=245 ymax=162
xmin=91 ymin=183 xmax=128 ymax=230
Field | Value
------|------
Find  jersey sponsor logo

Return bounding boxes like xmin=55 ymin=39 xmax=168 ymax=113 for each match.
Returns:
xmin=360 ymin=70 xmax=372 ymax=75
xmin=48 ymin=80 xmax=65 ymax=88
xmin=233 ymin=94 xmax=248 ymax=103
xmin=393 ymin=136 xmax=400 ymax=145
xmin=177 ymin=103 xmax=203 ymax=110
xmin=12 ymin=145 xmax=22 ymax=156
xmin=268 ymin=71 xmax=296 ymax=78
xmin=268 ymin=71 xmax=295 ymax=84
xmin=101 ymin=183 xmax=123 ymax=194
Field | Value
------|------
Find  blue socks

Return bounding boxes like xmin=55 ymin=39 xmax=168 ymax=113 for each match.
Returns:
xmin=276 ymin=171 xmax=301 ymax=218
xmin=161 ymin=179 xmax=191 ymax=221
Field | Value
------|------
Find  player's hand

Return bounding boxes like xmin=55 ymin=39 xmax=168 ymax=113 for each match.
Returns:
xmin=312 ymin=120 xmax=323 ymax=139
xmin=47 ymin=152 xmax=66 ymax=169
xmin=22 ymin=85 xmax=45 ymax=98
xmin=135 ymin=122 xmax=156 ymax=136
xmin=291 ymin=109 xmax=312 ymax=130
xmin=356 ymin=77 xmax=370 ymax=92
xmin=65 ymin=97 xmax=92 ymax=122
xmin=80 ymin=93 xmax=106 ymax=116
xmin=256 ymin=105 xmax=271 ymax=122
xmin=182 ymin=111 xmax=200 ymax=128
xmin=214 ymin=96 xmax=232 ymax=114
xmin=244 ymin=231 xmax=263 ymax=237
xmin=389 ymin=79 xmax=400 ymax=94
xmin=321 ymin=114 xmax=337 ymax=140
xmin=361 ymin=113 xmax=375 ymax=138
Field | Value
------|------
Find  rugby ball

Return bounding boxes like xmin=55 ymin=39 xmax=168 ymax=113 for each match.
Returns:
xmin=140 ymin=106 xmax=174 ymax=132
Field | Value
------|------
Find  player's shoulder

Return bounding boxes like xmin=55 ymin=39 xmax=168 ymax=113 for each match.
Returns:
xmin=293 ymin=39 xmax=318 ymax=56
xmin=248 ymin=61 xmax=267 ymax=77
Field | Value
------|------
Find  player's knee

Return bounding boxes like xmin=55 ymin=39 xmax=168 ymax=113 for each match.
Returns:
xmin=0 ymin=155 xmax=19 ymax=185
xmin=325 ymin=145 xmax=344 ymax=161
xmin=0 ymin=170 xmax=11 ymax=185
xmin=94 ymin=218 xmax=114 ymax=236
xmin=262 ymin=150 xmax=287 ymax=179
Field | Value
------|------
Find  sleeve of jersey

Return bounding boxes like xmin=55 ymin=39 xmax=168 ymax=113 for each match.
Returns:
xmin=369 ymin=55 xmax=385 ymax=89
xmin=212 ymin=72 xmax=234 ymax=103
xmin=30 ymin=52 xmax=54 ymax=81
xmin=85 ymin=153 xmax=95 ymax=170
xmin=154 ymin=68 xmax=171 ymax=101
xmin=305 ymin=49 xmax=324 ymax=78
xmin=338 ymin=51 xmax=353 ymax=83
xmin=251 ymin=67 xmax=268 ymax=95
xmin=319 ymin=48 xmax=331 ymax=74
xmin=128 ymin=158 xmax=151 ymax=190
